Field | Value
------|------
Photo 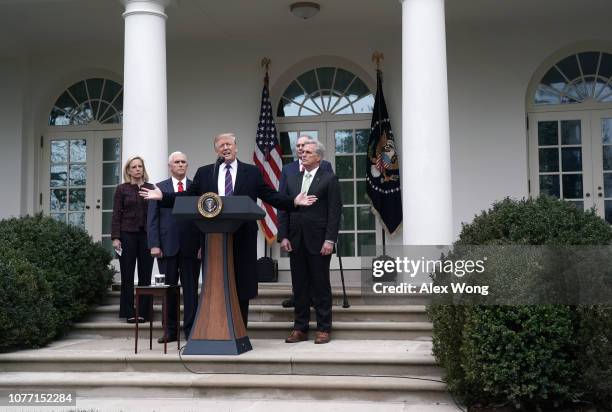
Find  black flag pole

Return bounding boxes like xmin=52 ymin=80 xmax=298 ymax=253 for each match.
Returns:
xmin=373 ymin=52 xmax=387 ymax=256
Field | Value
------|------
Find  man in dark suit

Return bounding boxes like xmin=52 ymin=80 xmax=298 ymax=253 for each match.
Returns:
xmin=278 ymin=135 xmax=333 ymax=308
xmin=147 ymin=151 xmax=201 ymax=343
xmin=281 ymin=140 xmax=342 ymax=344
xmin=139 ymin=133 xmax=317 ymax=327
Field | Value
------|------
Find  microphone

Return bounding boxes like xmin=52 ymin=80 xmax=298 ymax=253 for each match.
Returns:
xmin=215 ymin=156 xmax=224 ymax=166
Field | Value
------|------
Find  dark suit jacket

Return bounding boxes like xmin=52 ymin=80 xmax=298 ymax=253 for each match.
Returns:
xmin=147 ymin=178 xmax=199 ymax=260
xmin=160 ymin=159 xmax=295 ymax=300
xmin=277 ymin=159 xmax=333 ymax=242
xmin=281 ymin=168 xmax=342 ymax=255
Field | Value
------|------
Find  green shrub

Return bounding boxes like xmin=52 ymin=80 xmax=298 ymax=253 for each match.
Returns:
xmin=0 ymin=215 xmax=114 ymax=341
xmin=428 ymin=196 xmax=612 ymax=408
xmin=0 ymin=249 xmax=58 ymax=350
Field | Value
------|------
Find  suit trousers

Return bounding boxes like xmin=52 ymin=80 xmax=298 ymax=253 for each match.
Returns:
xmin=119 ymin=230 xmax=154 ymax=320
xmin=289 ymin=241 xmax=332 ymax=332
xmin=160 ymin=252 xmax=200 ymax=339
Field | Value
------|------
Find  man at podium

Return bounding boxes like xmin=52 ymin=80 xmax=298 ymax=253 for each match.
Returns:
xmin=139 ymin=133 xmax=316 ymax=326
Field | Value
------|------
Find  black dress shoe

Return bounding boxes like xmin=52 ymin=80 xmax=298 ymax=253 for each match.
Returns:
xmin=157 ymin=335 xmax=177 ymax=344
xmin=281 ymin=298 xmax=295 ymax=308
xmin=127 ymin=317 xmax=145 ymax=324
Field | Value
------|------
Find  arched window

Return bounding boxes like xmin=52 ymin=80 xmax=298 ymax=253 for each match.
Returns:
xmin=49 ymin=78 xmax=123 ymax=125
xmin=277 ymin=67 xmax=374 ymax=117
xmin=534 ymin=52 xmax=612 ymax=105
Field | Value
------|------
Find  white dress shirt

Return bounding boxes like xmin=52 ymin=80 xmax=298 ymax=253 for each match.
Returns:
xmin=171 ymin=176 xmax=186 ymax=193
xmin=217 ymin=159 xmax=238 ymax=196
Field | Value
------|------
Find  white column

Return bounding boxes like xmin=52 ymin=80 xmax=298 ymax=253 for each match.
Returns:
xmin=401 ymin=0 xmax=453 ymax=245
xmin=121 ymin=0 xmax=169 ymax=183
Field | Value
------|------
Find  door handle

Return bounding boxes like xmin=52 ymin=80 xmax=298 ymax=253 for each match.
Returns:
xmin=96 ymin=205 xmax=101 ymax=209
xmin=85 ymin=205 xmax=90 ymax=210
xmin=599 ymin=193 xmax=603 ymax=197
xmin=586 ymin=193 xmax=591 ymax=197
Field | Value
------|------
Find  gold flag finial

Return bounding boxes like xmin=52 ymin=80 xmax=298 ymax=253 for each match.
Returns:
xmin=261 ymin=57 xmax=271 ymax=73
xmin=372 ymin=51 xmax=384 ymax=70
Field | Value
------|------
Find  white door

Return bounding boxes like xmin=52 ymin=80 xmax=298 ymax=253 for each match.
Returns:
xmin=590 ymin=109 xmax=612 ymax=222
xmin=327 ymin=120 xmax=379 ymax=269
xmin=42 ymin=130 xmax=122 ymax=251
xmin=529 ymin=111 xmax=594 ymax=211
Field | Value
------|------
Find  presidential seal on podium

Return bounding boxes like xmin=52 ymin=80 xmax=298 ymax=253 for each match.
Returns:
xmin=197 ymin=192 xmax=223 ymax=218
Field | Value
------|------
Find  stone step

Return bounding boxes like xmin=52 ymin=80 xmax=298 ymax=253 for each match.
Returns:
xmin=0 ymin=339 xmax=442 ymax=378
xmin=103 ymin=287 xmax=432 ymax=306
xmin=84 ymin=304 xmax=430 ymax=323
xmin=0 ymin=372 xmax=451 ymax=403
xmin=67 ymin=321 xmax=433 ymax=340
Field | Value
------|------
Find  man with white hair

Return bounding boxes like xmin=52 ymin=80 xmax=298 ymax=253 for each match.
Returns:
xmin=278 ymin=135 xmax=333 ymax=308
xmin=147 ymin=151 xmax=200 ymax=343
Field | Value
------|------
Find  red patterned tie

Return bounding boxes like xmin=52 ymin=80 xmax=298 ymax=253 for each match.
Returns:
xmin=177 ymin=181 xmax=184 ymax=192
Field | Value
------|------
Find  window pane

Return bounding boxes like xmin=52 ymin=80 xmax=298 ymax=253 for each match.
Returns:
xmin=283 ymin=81 xmax=306 ymax=102
xmin=49 ymin=107 xmax=71 ymax=126
xmin=346 ymin=77 xmax=369 ymax=101
xmin=68 ymin=80 xmax=88 ymax=103
xmin=539 ymin=175 xmax=560 ymax=198
xmin=602 ymin=119 xmax=612 ymax=144
xmin=562 ymin=174 xmax=583 ymax=199
xmin=51 ymin=213 xmax=66 ymax=223
xmin=101 ymin=80 xmax=122 ymax=104
xmin=50 ymin=189 xmax=67 ymax=211
xmin=297 ymin=70 xmax=318 ymax=94
xmin=50 ymin=165 xmax=68 ymax=187
xmin=69 ymin=189 xmax=86 ymax=211
xmin=103 ymin=138 xmax=121 ymax=161
xmin=86 ymin=78 xmax=104 ymax=100
xmin=338 ymin=233 xmax=355 ymax=257
xmin=317 ymin=67 xmax=334 ymax=90
xmin=334 ymin=69 xmax=355 ymax=93
xmin=561 ymin=148 xmax=582 ymax=172
xmin=102 ymin=212 xmax=113 ymax=234
xmin=578 ymin=52 xmax=599 ymax=75
xmin=355 ymin=129 xmax=369 ymax=153
xmin=556 ymin=55 xmax=581 ymax=82
xmin=69 ymin=164 xmax=87 ymax=186
xmin=358 ymin=233 xmax=376 ymax=256
xmin=357 ymin=206 xmax=375 ymax=230
xmin=103 ymin=187 xmax=115 ymax=210
xmin=539 ymin=148 xmax=559 ymax=172
xmin=353 ymin=94 xmax=375 ymax=113
xmin=103 ymin=163 xmax=121 ymax=185
xmin=355 ymin=155 xmax=367 ymax=179
xmin=604 ymin=146 xmax=612 ymax=171
xmin=335 ymin=156 xmax=353 ymax=179
xmin=55 ymin=91 xmax=76 ymax=113
xmin=335 ymin=129 xmax=353 ymax=153
xmin=606 ymin=200 xmax=612 ymax=224
xmin=340 ymin=206 xmax=355 ymax=230
xmin=538 ymin=121 xmax=558 ymax=146
xmin=51 ymin=140 xmax=68 ymax=163
xmin=340 ymin=181 xmax=354 ymax=205
xmin=356 ymin=180 xmax=369 ymax=204
xmin=561 ymin=120 xmax=581 ymax=145
xmin=604 ymin=173 xmax=612 ymax=197
xmin=69 ymin=139 xmax=87 ymax=162
xmin=68 ymin=212 xmax=85 ymax=229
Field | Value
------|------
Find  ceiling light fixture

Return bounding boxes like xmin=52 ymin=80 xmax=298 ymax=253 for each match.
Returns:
xmin=290 ymin=2 xmax=320 ymax=20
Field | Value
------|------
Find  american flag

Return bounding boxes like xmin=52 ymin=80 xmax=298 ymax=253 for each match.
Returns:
xmin=253 ymin=73 xmax=283 ymax=244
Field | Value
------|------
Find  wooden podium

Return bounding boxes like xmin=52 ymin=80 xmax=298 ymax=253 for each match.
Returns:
xmin=173 ymin=195 xmax=265 ymax=355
